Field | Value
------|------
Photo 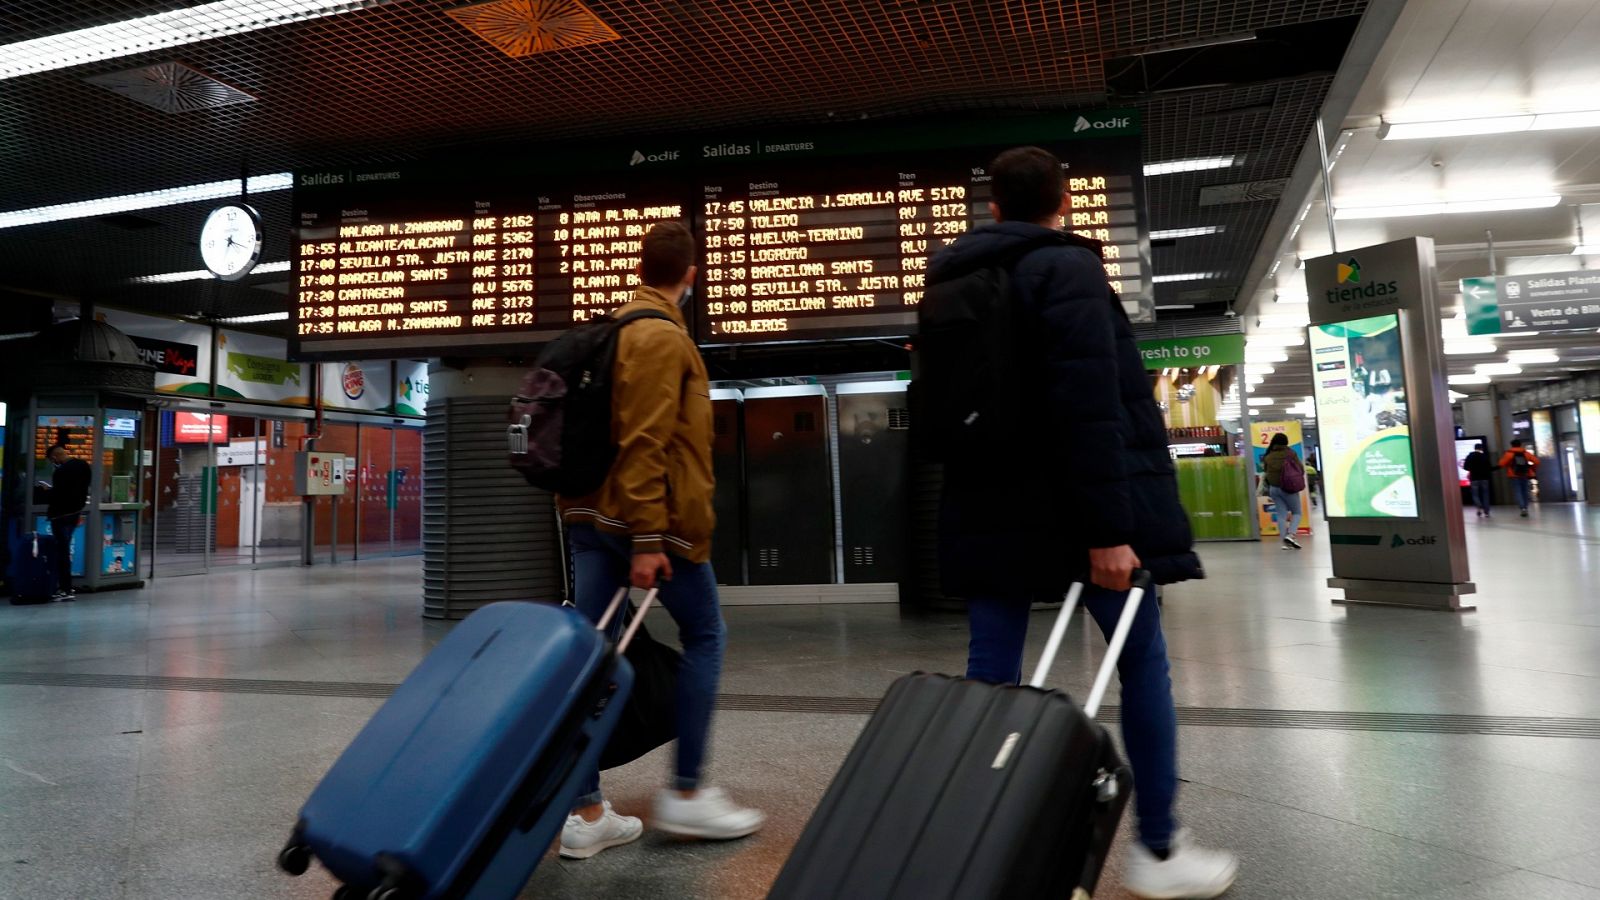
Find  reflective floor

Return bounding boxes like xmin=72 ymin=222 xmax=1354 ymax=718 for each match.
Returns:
xmin=3 ymin=505 xmax=1600 ymax=898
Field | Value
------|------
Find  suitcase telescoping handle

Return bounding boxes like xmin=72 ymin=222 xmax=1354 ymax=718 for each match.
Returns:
xmin=596 ymin=587 xmax=660 ymax=654
xmin=1027 ymin=570 xmax=1153 ymax=719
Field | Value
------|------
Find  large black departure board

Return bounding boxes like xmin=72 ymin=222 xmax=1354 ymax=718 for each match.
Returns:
xmin=291 ymin=113 xmax=1148 ymax=359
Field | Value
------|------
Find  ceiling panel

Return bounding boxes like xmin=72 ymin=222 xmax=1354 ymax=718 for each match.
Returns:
xmin=1 ymin=0 xmax=1370 ymax=330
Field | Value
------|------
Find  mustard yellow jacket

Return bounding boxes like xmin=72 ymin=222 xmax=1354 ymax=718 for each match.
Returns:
xmin=558 ymin=287 xmax=715 ymax=563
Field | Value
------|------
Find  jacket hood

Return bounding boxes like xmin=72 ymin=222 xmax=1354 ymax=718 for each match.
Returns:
xmin=929 ymin=222 xmax=1077 ymax=282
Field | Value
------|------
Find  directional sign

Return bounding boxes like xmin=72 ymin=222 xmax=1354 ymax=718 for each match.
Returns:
xmin=1493 ymin=270 xmax=1600 ymax=333
xmin=1461 ymin=276 xmax=1498 ymax=335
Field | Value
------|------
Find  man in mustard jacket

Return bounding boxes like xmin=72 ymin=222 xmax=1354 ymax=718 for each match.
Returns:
xmin=557 ymin=222 xmax=764 ymax=859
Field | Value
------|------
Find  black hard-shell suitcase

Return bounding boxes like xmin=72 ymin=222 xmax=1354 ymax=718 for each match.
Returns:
xmin=9 ymin=532 xmax=57 ymax=604
xmin=768 ymin=575 xmax=1150 ymax=900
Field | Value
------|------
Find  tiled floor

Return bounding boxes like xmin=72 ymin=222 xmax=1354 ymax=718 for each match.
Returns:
xmin=3 ymin=505 xmax=1600 ymax=898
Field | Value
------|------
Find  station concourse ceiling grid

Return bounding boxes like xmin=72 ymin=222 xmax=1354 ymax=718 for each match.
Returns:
xmin=0 ymin=0 xmax=1367 ymax=326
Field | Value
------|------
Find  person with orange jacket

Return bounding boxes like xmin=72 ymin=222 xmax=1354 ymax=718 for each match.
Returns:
xmin=1499 ymin=439 xmax=1539 ymax=517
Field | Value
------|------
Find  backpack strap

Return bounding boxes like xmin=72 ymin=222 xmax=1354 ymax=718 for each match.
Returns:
xmin=614 ymin=308 xmax=676 ymax=328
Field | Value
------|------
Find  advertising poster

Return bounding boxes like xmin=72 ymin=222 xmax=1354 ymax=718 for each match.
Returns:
xmin=1532 ymin=410 xmax=1557 ymax=459
xmin=320 ymin=361 xmax=393 ymax=413
xmin=1250 ymin=420 xmax=1310 ymax=536
xmin=1581 ymin=400 xmax=1600 ymax=455
xmin=216 ymin=329 xmax=311 ymax=405
xmin=98 ymin=308 xmax=211 ymax=395
xmin=394 ymin=361 xmax=430 ymax=417
xmin=1309 ymin=314 xmax=1419 ymax=517
xmin=173 ymin=413 xmax=227 ymax=443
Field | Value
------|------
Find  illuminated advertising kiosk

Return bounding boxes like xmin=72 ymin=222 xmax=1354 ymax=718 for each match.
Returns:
xmin=1304 ymin=238 xmax=1473 ymax=611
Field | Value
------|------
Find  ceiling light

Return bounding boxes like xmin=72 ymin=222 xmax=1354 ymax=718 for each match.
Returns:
xmin=216 ymin=311 xmax=290 ymax=324
xmin=1149 ymin=226 xmax=1225 ymax=240
xmin=1143 ymin=156 xmax=1238 ymax=177
xmin=1 ymin=172 xmax=291 ymax=229
xmin=1531 ymin=110 xmax=1600 ymax=131
xmin=1247 ymin=333 xmax=1305 ymax=348
xmin=1475 ymin=362 xmax=1523 ymax=376
xmin=1154 ymin=304 xmax=1196 ymax=310
xmin=1449 ymin=374 xmax=1491 ymax=385
xmin=1255 ymin=312 xmax=1310 ymax=329
xmin=1574 ymin=244 xmax=1600 ymax=255
xmin=1247 ymin=375 xmax=1264 ymax=385
xmin=1245 ymin=349 xmax=1289 ymax=364
xmin=1507 ymin=349 xmax=1559 ymax=364
xmin=1378 ymin=114 xmax=1536 ymax=141
xmin=1274 ymin=291 xmax=1309 ymax=305
xmin=0 ymin=1 xmax=386 ymax=81
xmin=1332 ymin=193 xmax=1562 ymax=220
xmin=1153 ymin=272 xmax=1218 ymax=283
xmin=1444 ymin=340 xmax=1498 ymax=355
xmin=1498 ymin=331 xmax=1544 ymax=338
xmin=127 ymin=259 xmax=288 ymax=284
xmin=1244 ymin=364 xmax=1275 ymax=376
xmin=1449 ymin=391 xmax=1469 ymax=402
xmin=1247 ymin=397 xmax=1274 ymax=407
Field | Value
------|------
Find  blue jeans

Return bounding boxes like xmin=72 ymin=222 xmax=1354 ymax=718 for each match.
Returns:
xmin=1470 ymin=480 xmax=1492 ymax=514
xmin=1511 ymin=479 xmax=1532 ymax=511
xmin=1268 ymin=486 xmax=1301 ymax=538
xmin=568 ymin=525 xmax=727 ymax=807
xmin=967 ymin=587 xmax=1178 ymax=851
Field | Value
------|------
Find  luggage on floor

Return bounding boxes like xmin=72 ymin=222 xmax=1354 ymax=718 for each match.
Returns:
xmin=8 ymin=532 xmax=57 ymax=605
xmin=599 ymin=605 xmax=680 ymax=771
xmin=767 ymin=574 xmax=1150 ymax=900
xmin=279 ymin=589 xmax=656 ymax=900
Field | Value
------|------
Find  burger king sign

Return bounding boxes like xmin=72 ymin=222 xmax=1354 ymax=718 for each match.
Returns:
xmin=341 ymin=362 xmax=365 ymax=401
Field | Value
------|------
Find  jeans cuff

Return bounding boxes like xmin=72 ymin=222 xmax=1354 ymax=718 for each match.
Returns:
xmin=573 ymin=790 xmax=603 ymax=809
xmin=671 ymin=775 xmax=700 ymax=793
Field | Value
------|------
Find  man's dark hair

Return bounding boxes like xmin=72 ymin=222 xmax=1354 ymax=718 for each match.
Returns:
xmin=1474 ymin=443 xmax=1485 ymax=450
xmin=989 ymin=146 xmax=1065 ymax=223
xmin=48 ymin=444 xmax=67 ymax=455
xmin=640 ymin=222 xmax=695 ymax=287
xmin=1268 ymin=433 xmax=1289 ymax=449
xmin=1511 ymin=439 xmax=1523 ymax=447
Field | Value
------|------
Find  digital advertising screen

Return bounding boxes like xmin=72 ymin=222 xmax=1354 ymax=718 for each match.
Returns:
xmin=1532 ymin=409 xmax=1557 ymax=458
xmin=1454 ymin=436 xmax=1487 ymax=488
xmin=1308 ymin=313 xmax=1419 ymax=517
xmin=1581 ymin=400 xmax=1600 ymax=454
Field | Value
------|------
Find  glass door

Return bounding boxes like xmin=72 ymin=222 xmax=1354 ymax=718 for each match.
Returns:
xmin=145 ymin=410 xmax=220 ymax=577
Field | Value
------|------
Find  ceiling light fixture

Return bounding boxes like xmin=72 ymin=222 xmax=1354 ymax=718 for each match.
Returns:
xmin=1149 ymin=226 xmax=1225 ymax=240
xmin=1152 ymin=272 xmax=1218 ymax=284
xmin=3 ymin=173 xmax=291 ymax=229
xmin=128 ymin=259 xmax=288 ymax=284
xmin=1274 ymin=291 xmax=1309 ymax=305
xmin=0 ymin=1 xmax=386 ymax=81
xmin=1379 ymin=109 xmax=1600 ymax=141
xmin=1475 ymin=362 xmax=1524 ymax=376
xmin=1507 ymin=349 xmax=1560 ymax=364
xmin=1332 ymin=193 xmax=1562 ymax=220
xmin=1143 ymin=156 xmax=1239 ymax=177
xmin=1244 ymin=364 xmax=1275 ymax=376
xmin=1449 ymin=374 xmax=1491 ymax=385
xmin=1246 ymin=349 xmax=1289 ymax=364
xmin=216 ymin=311 xmax=291 ymax=324
xmin=1154 ymin=304 xmax=1197 ymax=310
xmin=1443 ymin=340 xmax=1498 ymax=355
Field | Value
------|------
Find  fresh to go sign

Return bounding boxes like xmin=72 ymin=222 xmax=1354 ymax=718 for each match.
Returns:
xmin=1137 ymin=334 xmax=1246 ymax=369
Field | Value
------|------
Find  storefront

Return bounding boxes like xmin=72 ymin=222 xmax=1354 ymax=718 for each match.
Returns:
xmin=1141 ymin=333 xmax=1255 ymax=541
xmin=3 ymin=310 xmax=426 ymax=587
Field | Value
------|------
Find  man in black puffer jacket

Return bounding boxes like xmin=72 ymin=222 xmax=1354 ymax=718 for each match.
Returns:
xmin=929 ymin=147 xmax=1236 ymax=900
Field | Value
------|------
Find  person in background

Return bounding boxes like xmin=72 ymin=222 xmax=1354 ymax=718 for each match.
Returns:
xmin=39 ymin=444 xmax=91 ymax=600
xmin=1260 ymin=433 xmax=1304 ymax=550
xmin=556 ymin=222 xmax=764 ymax=860
xmin=1462 ymin=443 xmax=1495 ymax=518
xmin=929 ymin=146 xmax=1237 ymax=899
xmin=1499 ymin=439 xmax=1538 ymax=518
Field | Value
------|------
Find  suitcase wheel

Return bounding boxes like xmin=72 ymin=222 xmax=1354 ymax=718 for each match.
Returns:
xmin=332 ymin=888 xmax=355 ymax=900
xmin=368 ymin=887 xmax=403 ymax=900
xmin=277 ymin=842 xmax=312 ymax=877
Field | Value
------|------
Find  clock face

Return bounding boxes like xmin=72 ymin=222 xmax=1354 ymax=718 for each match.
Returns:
xmin=200 ymin=204 xmax=263 ymax=280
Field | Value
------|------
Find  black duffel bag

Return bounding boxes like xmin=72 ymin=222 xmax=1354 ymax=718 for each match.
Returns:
xmin=599 ymin=602 xmax=681 ymax=770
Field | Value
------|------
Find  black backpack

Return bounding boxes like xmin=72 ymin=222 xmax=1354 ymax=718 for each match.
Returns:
xmin=1510 ymin=451 xmax=1533 ymax=477
xmin=911 ymin=234 xmax=1081 ymax=464
xmin=507 ymin=309 xmax=672 ymax=496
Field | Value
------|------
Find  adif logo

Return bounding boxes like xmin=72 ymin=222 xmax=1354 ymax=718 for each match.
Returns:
xmin=1074 ymin=115 xmax=1131 ymax=133
xmin=1391 ymin=534 xmax=1438 ymax=548
xmin=1337 ymin=257 xmax=1361 ymax=284
xmin=1390 ymin=534 xmax=1405 ymax=549
xmin=630 ymin=149 xmax=680 ymax=166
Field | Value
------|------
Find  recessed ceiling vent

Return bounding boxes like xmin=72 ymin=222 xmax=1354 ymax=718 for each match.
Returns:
xmin=84 ymin=61 xmax=255 ymax=113
xmin=448 ymin=0 xmax=621 ymax=57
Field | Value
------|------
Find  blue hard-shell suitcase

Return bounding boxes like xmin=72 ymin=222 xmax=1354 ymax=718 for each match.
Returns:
xmin=9 ymin=532 xmax=57 ymax=604
xmin=280 ymin=595 xmax=648 ymax=899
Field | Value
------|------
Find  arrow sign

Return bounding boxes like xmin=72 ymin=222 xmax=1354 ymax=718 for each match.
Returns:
xmin=1461 ymin=276 xmax=1500 ymax=335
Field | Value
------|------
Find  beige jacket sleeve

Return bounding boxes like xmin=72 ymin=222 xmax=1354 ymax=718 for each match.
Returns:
xmin=610 ymin=321 xmax=686 ymax=555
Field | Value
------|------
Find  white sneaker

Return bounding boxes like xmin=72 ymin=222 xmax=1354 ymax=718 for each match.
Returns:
xmin=1124 ymin=830 xmax=1238 ymax=899
xmin=652 ymin=786 xmax=765 ymax=840
xmin=559 ymin=802 xmax=642 ymax=859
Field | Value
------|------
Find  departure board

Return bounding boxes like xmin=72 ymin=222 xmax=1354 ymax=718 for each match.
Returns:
xmin=698 ymin=159 xmax=1144 ymax=343
xmin=290 ymin=112 xmax=1149 ymax=358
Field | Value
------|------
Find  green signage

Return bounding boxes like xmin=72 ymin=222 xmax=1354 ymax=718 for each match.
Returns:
xmin=1137 ymin=334 xmax=1245 ymax=369
xmin=1462 ymin=276 xmax=1498 ymax=335
xmin=226 ymin=351 xmax=303 ymax=386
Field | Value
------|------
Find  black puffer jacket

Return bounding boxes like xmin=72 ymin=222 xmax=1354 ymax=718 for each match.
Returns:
xmin=929 ymin=221 xmax=1203 ymax=593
